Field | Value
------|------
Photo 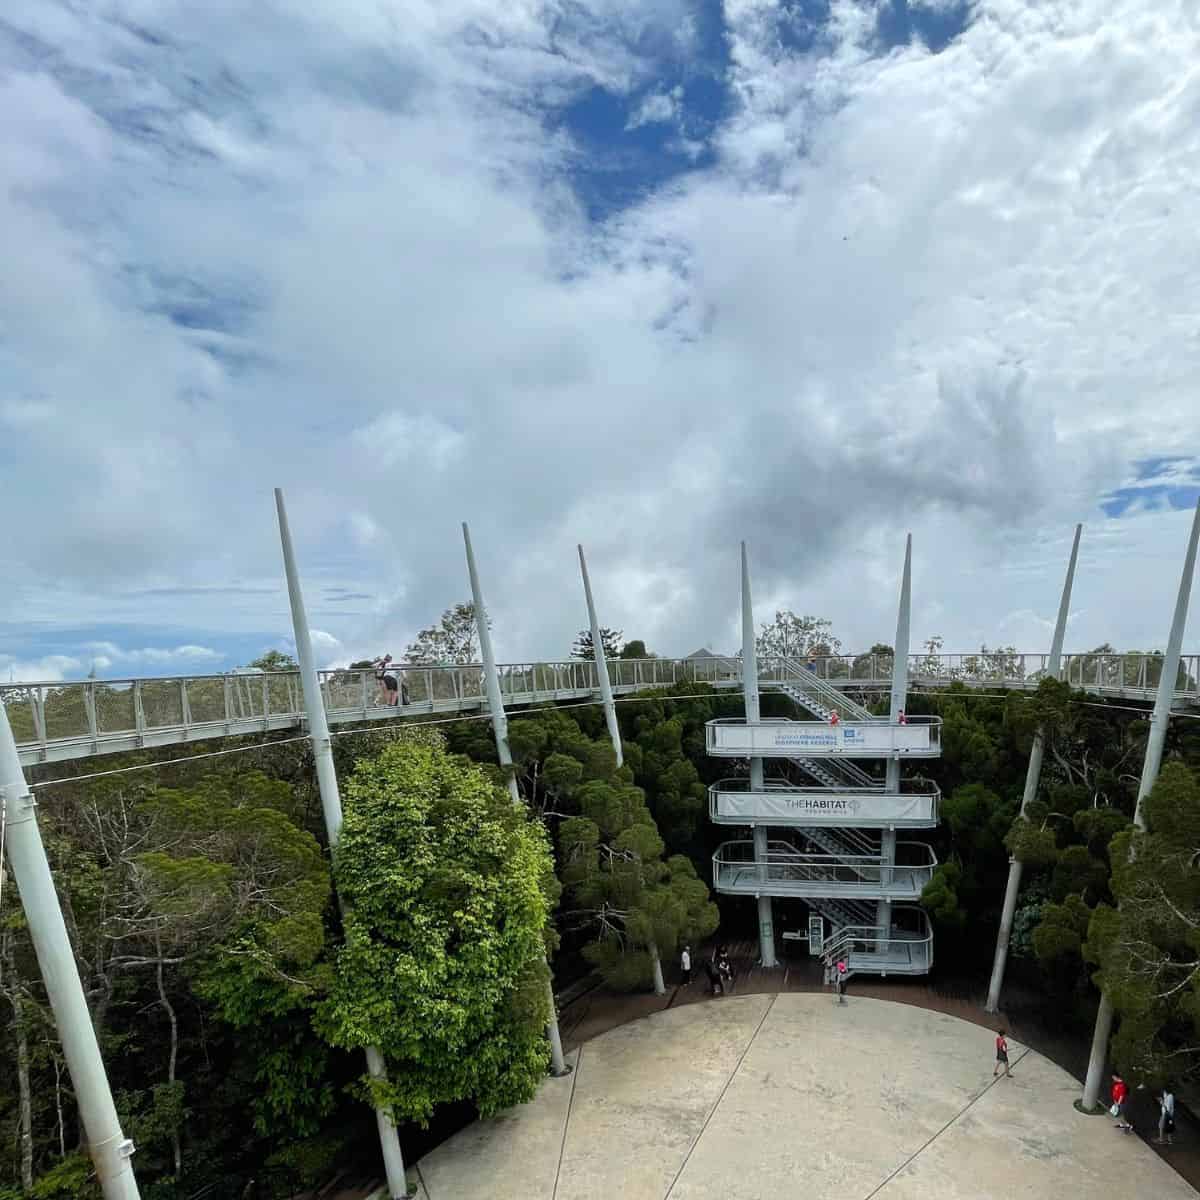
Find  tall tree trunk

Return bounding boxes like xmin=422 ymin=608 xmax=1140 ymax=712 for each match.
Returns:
xmin=155 ymin=941 xmax=182 ymax=1179
xmin=1 ymin=928 xmax=34 ymax=1192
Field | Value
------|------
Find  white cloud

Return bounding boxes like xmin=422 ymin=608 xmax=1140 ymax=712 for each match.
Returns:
xmin=0 ymin=655 xmax=84 ymax=684
xmin=626 ymin=85 xmax=683 ymax=130
xmin=82 ymin=642 xmax=224 ymax=666
xmin=2 ymin=0 xmax=1200 ymax=684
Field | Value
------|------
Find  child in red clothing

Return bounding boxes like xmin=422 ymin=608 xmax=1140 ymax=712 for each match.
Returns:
xmin=1111 ymin=1074 xmax=1132 ymax=1132
xmin=993 ymin=1031 xmax=1012 ymax=1078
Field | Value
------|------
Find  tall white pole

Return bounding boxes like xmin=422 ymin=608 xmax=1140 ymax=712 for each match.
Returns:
xmin=741 ymin=543 xmax=777 ymax=967
xmin=986 ymin=524 xmax=1081 ymax=1013
xmin=876 ymin=535 xmax=913 ymax=942
xmin=578 ymin=545 xmax=623 ymax=768
xmin=1081 ymin=500 xmax=1200 ymax=1110
xmin=462 ymin=523 xmax=570 ymax=1073
xmin=0 ymin=721 xmax=141 ymax=1198
xmin=274 ymin=490 xmax=412 ymax=1200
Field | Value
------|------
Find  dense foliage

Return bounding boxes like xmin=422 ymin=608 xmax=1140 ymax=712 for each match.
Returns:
xmin=318 ymin=735 xmax=557 ymax=1125
xmin=5 ymin=626 xmax=1200 ymax=1196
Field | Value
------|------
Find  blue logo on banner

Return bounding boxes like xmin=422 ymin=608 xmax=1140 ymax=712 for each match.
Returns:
xmin=843 ymin=728 xmax=859 ymax=741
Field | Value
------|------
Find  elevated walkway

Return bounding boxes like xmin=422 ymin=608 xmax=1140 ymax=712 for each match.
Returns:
xmin=1 ymin=651 xmax=1194 ymax=767
xmin=709 ymin=778 xmax=940 ymax=828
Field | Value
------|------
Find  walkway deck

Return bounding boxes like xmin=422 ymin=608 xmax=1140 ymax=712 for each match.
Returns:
xmin=5 ymin=651 xmax=1197 ymax=767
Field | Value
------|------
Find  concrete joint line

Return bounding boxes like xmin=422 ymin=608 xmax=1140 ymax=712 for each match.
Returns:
xmin=552 ymin=1046 xmax=584 ymax=1200
xmin=662 ymin=994 xmax=779 ymax=1199
xmin=861 ymin=1045 xmax=1033 ymax=1200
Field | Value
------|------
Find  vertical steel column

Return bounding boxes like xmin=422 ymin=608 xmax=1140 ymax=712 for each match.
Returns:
xmin=0 ymin=705 xmax=141 ymax=1199
xmin=741 ymin=543 xmax=777 ymax=967
xmin=1081 ymin=499 xmax=1200 ymax=1110
xmin=577 ymin=545 xmax=623 ymax=767
xmin=876 ymin=535 xmax=912 ymax=944
xmin=462 ymin=524 xmax=571 ymax=1074
xmin=986 ymin=524 xmax=1081 ymax=1013
xmin=274 ymin=490 xmax=412 ymax=1200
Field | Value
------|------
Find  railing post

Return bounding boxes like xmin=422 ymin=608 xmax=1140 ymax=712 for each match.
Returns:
xmin=133 ymin=682 xmax=145 ymax=744
xmin=31 ymin=690 xmax=46 ymax=750
xmin=275 ymin=489 xmax=414 ymax=1199
xmin=179 ymin=681 xmax=191 ymax=732
xmin=0 ymin=706 xmax=142 ymax=1200
xmin=262 ymin=675 xmax=270 ymax=730
xmin=223 ymin=676 xmax=232 ymax=732
xmin=462 ymin=522 xmax=570 ymax=1077
xmin=85 ymin=683 xmax=98 ymax=749
xmin=741 ymin=543 xmax=777 ymax=968
xmin=1082 ymin=500 xmax=1199 ymax=1110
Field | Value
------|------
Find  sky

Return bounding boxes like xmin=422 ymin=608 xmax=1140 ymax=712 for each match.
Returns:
xmin=2 ymin=0 xmax=1200 ymax=683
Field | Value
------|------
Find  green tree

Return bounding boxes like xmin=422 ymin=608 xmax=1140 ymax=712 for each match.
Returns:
xmin=755 ymin=611 xmax=842 ymax=659
xmin=1084 ymin=763 xmax=1200 ymax=1082
xmin=245 ymin=650 xmax=298 ymax=672
xmin=559 ymin=767 xmax=718 ymax=990
xmin=571 ymin=628 xmax=623 ymax=660
xmin=619 ymin=639 xmax=654 ymax=659
xmin=319 ymin=735 xmax=556 ymax=1125
xmin=403 ymin=602 xmax=488 ymax=664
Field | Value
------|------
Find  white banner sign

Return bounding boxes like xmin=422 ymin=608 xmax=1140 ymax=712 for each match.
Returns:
xmin=715 ymin=790 xmax=934 ymax=823
xmin=711 ymin=722 xmax=932 ymax=754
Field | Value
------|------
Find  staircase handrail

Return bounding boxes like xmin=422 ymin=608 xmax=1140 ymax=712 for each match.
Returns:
xmin=772 ymin=658 xmax=878 ymax=721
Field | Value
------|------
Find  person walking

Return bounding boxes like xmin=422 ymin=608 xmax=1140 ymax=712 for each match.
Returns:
xmin=1157 ymin=1085 xmax=1176 ymax=1146
xmin=680 ymin=945 xmax=692 ymax=986
xmin=829 ymin=709 xmax=840 ymax=727
xmin=835 ymin=959 xmax=847 ymax=1004
xmin=372 ymin=655 xmax=391 ymax=705
xmin=703 ymin=957 xmax=723 ymax=996
xmin=717 ymin=948 xmax=734 ymax=993
xmin=993 ymin=1030 xmax=1012 ymax=1078
xmin=1111 ymin=1073 xmax=1133 ymax=1133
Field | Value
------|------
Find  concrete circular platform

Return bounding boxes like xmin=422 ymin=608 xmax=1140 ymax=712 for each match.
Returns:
xmin=409 ymin=993 xmax=1196 ymax=1199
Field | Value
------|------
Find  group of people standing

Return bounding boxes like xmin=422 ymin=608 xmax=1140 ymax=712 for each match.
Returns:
xmin=1110 ymin=1073 xmax=1176 ymax=1145
xmin=680 ymin=945 xmax=735 ymax=995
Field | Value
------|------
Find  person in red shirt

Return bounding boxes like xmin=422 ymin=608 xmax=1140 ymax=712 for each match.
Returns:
xmin=993 ymin=1030 xmax=1012 ymax=1078
xmin=1111 ymin=1074 xmax=1132 ymax=1132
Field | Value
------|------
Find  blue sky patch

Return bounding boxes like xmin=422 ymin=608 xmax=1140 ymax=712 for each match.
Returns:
xmin=551 ymin=1 xmax=730 ymax=220
xmin=778 ymin=0 xmax=834 ymax=55
xmin=1101 ymin=484 xmax=1200 ymax=518
xmin=876 ymin=0 xmax=972 ymax=55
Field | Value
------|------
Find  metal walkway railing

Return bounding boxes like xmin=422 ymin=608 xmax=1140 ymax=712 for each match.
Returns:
xmin=771 ymin=658 xmax=877 ymax=722
xmin=712 ymin=840 xmax=937 ymax=899
xmin=3 ymin=651 xmax=1197 ymax=766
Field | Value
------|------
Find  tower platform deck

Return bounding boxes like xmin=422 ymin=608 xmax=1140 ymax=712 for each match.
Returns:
xmin=406 ymin=993 xmax=1195 ymax=1200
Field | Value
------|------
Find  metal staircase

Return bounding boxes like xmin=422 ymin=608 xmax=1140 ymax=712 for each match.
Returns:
xmin=793 ymin=755 xmax=879 ymax=789
xmin=713 ymin=539 xmax=938 ymax=977
xmin=802 ymin=827 xmax=879 ymax=858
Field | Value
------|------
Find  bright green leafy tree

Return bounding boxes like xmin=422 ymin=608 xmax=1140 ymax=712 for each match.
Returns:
xmin=318 ymin=734 xmax=557 ymax=1125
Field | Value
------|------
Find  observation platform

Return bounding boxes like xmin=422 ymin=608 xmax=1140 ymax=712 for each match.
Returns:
xmin=406 ymin=993 xmax=1195 ymax=1200
xmin=705 ymin=716 xmax=942 ymax=758
xmin=712 ymin=841 xmax=936 ymax=900
xmin=709 ymin=778 xmax=940 ymax=828
xmin=2 ymin=651 xmax=1197 ymax=767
